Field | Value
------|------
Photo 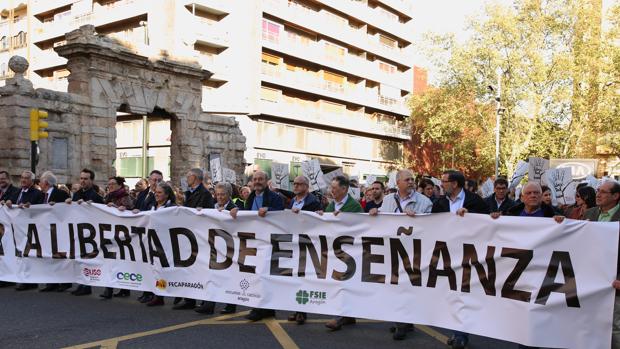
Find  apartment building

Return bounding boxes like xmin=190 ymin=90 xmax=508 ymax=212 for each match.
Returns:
xmin=0 ymin=0 xmax=415 ymax=182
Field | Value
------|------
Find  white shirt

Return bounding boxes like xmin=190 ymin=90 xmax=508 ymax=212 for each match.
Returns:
xmin=334 ymin=195 xmax=349 ymax=212
xmin=448 ymin=188 xmax=466 ymax=213
xmin=215 ymin=200 xmax=232 ymax=210
xmin=291 ymin=194 xmax=307 ymax=210
xmin=495 ymin=197 xmax=504 ymax=209
xmin=16 ymin=187 xmax=29 ymax=204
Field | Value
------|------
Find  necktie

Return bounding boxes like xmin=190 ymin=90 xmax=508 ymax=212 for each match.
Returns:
xmin=44 ymin=192 xmax=49 ymax=204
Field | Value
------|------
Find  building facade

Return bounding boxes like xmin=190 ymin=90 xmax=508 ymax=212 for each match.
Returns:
xmin=1 ymin=0 xmax=416 ymax=183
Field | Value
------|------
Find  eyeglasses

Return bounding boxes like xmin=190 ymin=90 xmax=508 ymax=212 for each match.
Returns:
xmin=293 ymin=182 xmax=306 ymax=186
xmin=402 ymin=178 xmax=414 ymax=182
xmin=598 ymin=190 xmax=612 ymax=194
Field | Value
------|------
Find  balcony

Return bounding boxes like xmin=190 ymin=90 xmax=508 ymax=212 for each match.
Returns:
xmin=259 ymin=98 xmax=410 ymax=139
xmin=263 ymin=0 xmax=412 ymax=67
xmin=187 ymin=0 xmax=232 ymax=15
xmin=262 ymin=31 xmax=411 ymax=91
xmin=30 ymin=48 xmax=67 ymax=71
xmin=197 ymin=55 xmax=230 ymax=81
xmin=194 ymin=18 xmax=229 ymax=47
xmin=261 ymin=62 xmax=410 ymax=116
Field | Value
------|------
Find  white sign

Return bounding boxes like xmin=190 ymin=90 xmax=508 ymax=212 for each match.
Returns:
xmin=301 ymin=160 xmax=326 ymax=192
xmin=323 ymin=169 xmax=344 ymax=185
xmin=271 ymin=163 xmax=290 ymax=191
xmin=348 ymin=187 xmax=361 ymax=200
xmin=223 ymin=168 xmax=236 ymax=184
xmin=509 ymin=160 xmax=529 ymax=189
xmin=544 ymin=167 xmax=576 ymax=205
xmin=387 ymin=171 xmax=397 ymax=189
xmin=210 ymin=154 xmax=223 ymax=183
xmin=550 ymin=159 xmax=598 ymax=180
xmin=585 ymin=175 xmax=602 ymax=190
xmin=0 ymin=204 xmax=616 ymax=349
xmin=365 ymin=175 xmax=377 ymax=186
xmin=480 ymin=178 xmax=494 ymax=199
xmin=528 ymin=157 xmax=549 ymax=185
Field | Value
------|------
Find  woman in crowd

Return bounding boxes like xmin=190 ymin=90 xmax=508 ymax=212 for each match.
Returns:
xmin=565 ymin=186 xmax=596 ymax=220
xmin=100 ymin=176 xmax=134 ymax=299
xmin=541 ymin=185 xmax=563 ymax=214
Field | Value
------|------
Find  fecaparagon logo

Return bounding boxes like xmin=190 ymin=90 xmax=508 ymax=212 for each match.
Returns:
xmin=155 ymin=279 xmax=167 ymax=290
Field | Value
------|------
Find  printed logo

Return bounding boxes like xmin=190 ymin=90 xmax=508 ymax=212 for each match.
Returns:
xmin=295 ymin=290 xmax=327 ymax=305
xmin=116 ymin=272 xmax=143 ymax=287
xmin=82 ymin=268 xmax=102 ymax=281
xmin=166 ymin=281 xmax=204 ymax=290
xmin=224 ymin=279 xmax=261 ymax=303
xmin=155 ymin=279 xmax=167 ymax=290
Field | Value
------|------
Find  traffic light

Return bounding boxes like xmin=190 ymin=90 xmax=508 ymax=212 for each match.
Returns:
xmin=30 ymin=108 xmax=49 ymax=141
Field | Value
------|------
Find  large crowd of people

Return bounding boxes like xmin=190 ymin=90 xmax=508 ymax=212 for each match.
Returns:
xmin=0 ymin=166 xmax=619 ymax=349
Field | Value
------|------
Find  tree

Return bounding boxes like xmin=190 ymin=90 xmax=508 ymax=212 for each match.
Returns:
xmin=407 ymin=0 xmax=619 ymax=178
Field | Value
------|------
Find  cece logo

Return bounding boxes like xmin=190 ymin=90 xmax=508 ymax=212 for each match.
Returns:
xmin=116 ymin=272 xmax=143 ymax=282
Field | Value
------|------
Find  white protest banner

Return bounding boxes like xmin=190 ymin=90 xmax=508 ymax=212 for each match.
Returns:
xmin=323 ymin=168 xmax=344 ymax=185
xmin=528 ymin=157 xmax=549 ymax=185
xmin=585 ymin=175 xmax=602 ymax=190
xmin=270 ymin=163 xmax=290 ymax=191
xmin=480 ymin=178 xmax=494 ymax=198
xmin=210 ymin=154 xmax=223 ymax=183
xmin=510 ymin=160 xmax=529 ymax=189
xmin=348 ymin=187 xmax=361 ymax=200
xmin=301 ymin=159 xmax=327 ymax=191
xmin=366 ymin=175 xmax=377 ymax=186
xmin=0 ymin=204 xmax=616 ymax=349
xmin=545 ymin=167 xmax=576 ymax=205
xmin=223 ymin=168 xmax=236 ymax=184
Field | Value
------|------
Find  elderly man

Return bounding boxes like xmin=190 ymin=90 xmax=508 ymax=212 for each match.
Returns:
xmin=485 ymin=178 xmax=516 ymax=214
xmin=39 ymin=171 xmax=71 ymax=292
xmin=13 ymin=171 xmax=44 ymax=207
xmin=323 ymin=175 xmax=363 ymax=331
xmin=286 ymin=175 xmax=322 ymax=325
xmin=585 ymin=181 xmax=620 ymax=349
xmin=0 ymin=170 xmax=19 ymax=203
xmin=180 ymin=168 xmax=215 ymax=312
xmin=503 ymin=182 xmax=559 ymax=218
xmin=369 ymin=169 xmax=432 ymax=340
xmin=231 ymin=170 xmax=284 ymax=321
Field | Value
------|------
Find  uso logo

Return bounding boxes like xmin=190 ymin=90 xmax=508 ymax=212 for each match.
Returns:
xmin=83 ymin=268 xmax=101 ymax=277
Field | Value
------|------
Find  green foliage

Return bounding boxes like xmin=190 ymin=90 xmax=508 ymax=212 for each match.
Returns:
xmin=409 ymin=0 xmax=619 ymax=177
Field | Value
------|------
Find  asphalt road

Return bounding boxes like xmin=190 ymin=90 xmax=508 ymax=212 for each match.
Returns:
xmin=0 ymin=285 xmax=526 ymax=349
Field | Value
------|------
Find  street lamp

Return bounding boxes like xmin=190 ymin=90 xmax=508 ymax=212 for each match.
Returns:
xmin=488 ymin=67 xmax=504 ymax=178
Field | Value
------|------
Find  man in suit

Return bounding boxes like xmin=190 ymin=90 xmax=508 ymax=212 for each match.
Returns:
xmin=134 ymin=170 xmax=163 ymax=212
xmin=484 ymin=177 xmax=516 ymax=214
xmin=0 ymin=170 xmax=19 ymax=203
xmin=324 ymin=175 xmax=364 ymax=331
xmin=12 ymin=171 xmax=44 ymax=291
xmin=287 ymin=175 xmax=322 ymax=324
xmin=180 ymin=168 xmax=215 ymax=312
xmin=431 ymin=170 xmax=489 ymax=349
xmin=38 ymin=171 xmax=71 ymax=292
xmin=586 ymin=181 xmax=620 ymax=349
xmin=231 ymin=170 xmax=284 ymax=321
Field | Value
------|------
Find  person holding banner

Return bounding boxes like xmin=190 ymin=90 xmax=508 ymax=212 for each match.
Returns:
xmin=287 ymin=175 xmax=322 ymax=324
xmin=0 ymin=170 xmax=20 ymax=203
xmin=322 ymin=175 xmax=364 ymax=331
xmin=143 ymin=182 xmax=177 ymax=307
xmin=432 ymin=170 xmax=489 ymax=349
xmin=231 ymin=170 xmax=284 ymax=321
xmin=195 ymin=181 xmax=237 ymax=315
xmin=69 ymin=169 xmax=104 ymax=296
xmin=364 ymin=181 xmax=385 ymax=213
xmin=483 ymin=178 xmax=515 ymax=214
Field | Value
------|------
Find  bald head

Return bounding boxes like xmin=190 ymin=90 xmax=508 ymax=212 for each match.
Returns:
xmin=293 ymin=175 xmax=310 ymax=196
xmin=396 ymin=169 xmax=414 ymax=193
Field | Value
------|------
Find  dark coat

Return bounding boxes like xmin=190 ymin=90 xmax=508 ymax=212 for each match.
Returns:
xmin=135 ymin=189 xmax=156 ymax=211
xmin=243 ymin=188 xmax=284 ymax=211
xmin=184 ymin=183 xmax=214 ymax=209
xmin=287 ymin=192 xmax=322 ymax=212
xmin=154 ymin=200 xmax=177 ymax=210
xmin=46 ymin=187 xmax=70 ymax=204
xmin=16 ymin=186 xmax=44 ymax=205
xmin=583 ymin=206 xmax=620 ymax=222
xmin=0 ymin=184 xmax=20 ymax=202
xmin=218 ymin=200 xmax=238 ymax=211
xmin=432 ymin=190 xmax=490 ymax=214
xmin=505 ymin=202 xmax=556 ymax=217
xmin=484 ymin=194 xmax=516 ymax=214
xmin=72 ymin=187 xmax=104 ymax=204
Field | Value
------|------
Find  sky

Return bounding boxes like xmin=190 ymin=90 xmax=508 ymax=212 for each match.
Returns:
xmin=410 ymin=0 xmax=616 ymax=83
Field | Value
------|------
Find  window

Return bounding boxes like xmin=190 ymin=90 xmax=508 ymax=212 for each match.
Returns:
xmin=115 ymin=118 xmax=171 ymax=180
xmin=262 ymin=19 xmax=281 ymax=43
xmin=0 ymin=63 xmax=6 ymax=76
xmin=0 ymin=36 xmax=7 ymax=50
xmin=261 ymin=52 xmax=280 ymax=66
xmin=324 ymin=42 xmax=345 ymax=63
xmin=13 ymin=31 xmax=26 ymax=48
xmin=323 ymin=71 xmax=345 ymax=93
xmin=377 ymin=7 xmax=399 ymax=22
xmin=260 ymin=86 xmax=281 ymax=102
xmin=379 ymin=34 xmax=397 ymax=49
xmin=379 ymin=61 xmax=396 ymax=75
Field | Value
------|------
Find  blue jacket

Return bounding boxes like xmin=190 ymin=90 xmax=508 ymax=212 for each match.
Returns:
xmin=243 ymin=188 xmax=284 ymax=211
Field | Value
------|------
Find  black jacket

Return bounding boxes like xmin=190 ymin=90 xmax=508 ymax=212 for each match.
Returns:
xmin=243 ymin=188 xmax=284 ymax=211
xmin=484 ymin=194 xmax=516 ymax=214
xmin=0 ymin=184 xmax=20 ymax=202
xmin=135 ymin=189 xmax=156 ymax=211
xmin=154 ymin=201 xmax=177 ymax=210
xmin=432 ymin=189 xmax=490 ymax=214
xmin=184 ymin=183 xmax=214 ymax=209
xmin=16 ymin=186 xmax=44 ymax=205
xmin=72 ymin=187 xmax=104 ymax=204
xmin=217 ymin=201 xmax=238 ymax=211
xmin=287 ymin=192 xmax=322 ymax=211
xmin=45 ymin=187 xmax=70 ymax=204
xmin=506 ymin=202 xmax=556 ymax=217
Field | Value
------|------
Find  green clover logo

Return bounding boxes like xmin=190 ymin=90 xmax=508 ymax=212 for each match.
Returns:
xmin=296 ymin=290 xmax=309 ymax=305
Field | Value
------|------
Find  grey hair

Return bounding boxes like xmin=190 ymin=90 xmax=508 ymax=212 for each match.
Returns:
xmin=396 ymin=169 xmax=413 ymax=182
xmin=215 ymin=182 xmax=232 ymax=197
xmin=40 ymin=171 xmax=57 ymax=186
xmin=22 ymin=170 xmax=35 ymax=180
xmin=189 ymin=168 xmax=204 ymax=181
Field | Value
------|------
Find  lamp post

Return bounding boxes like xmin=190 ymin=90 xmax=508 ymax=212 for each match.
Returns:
xmin=488 ymin=68 xmax=503 ymax=178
